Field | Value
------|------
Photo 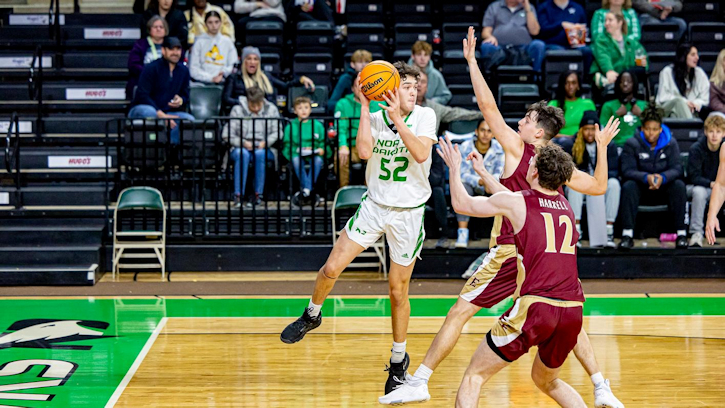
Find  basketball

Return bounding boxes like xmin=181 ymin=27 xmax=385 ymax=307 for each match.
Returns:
xmin=359 ymin=60 xmax=400 ymax=102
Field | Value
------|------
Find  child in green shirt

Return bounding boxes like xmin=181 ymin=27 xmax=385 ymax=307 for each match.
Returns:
xmin=283 ymin=96 xmax=327 ymax=204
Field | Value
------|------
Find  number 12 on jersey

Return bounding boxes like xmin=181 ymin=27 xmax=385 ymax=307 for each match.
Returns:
xmin=542 ymin=213 xmax=576 ymax=254
xmin=379 ymin=157 xmax=409 ymax=182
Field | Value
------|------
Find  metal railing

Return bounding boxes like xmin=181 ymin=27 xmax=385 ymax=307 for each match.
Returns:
xmin=28 ymin=46 xmax=44 ymax=138
xmin=105 ymin=116 xmax=364 ymax=238
xmin=4 ymin=113 xmax=22 ymax=208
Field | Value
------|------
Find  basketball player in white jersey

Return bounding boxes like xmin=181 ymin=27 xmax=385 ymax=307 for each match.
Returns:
xmin=280 ymin=61 xmax=438 ymax=394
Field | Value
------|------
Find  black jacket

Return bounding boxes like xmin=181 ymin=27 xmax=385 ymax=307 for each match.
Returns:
xmin=222 ymin=72 xmax=299 ymax=109
xmin=429 ymin=145 xmax=445 ymax=189
xmin=142 ymin=7 xmax=189 ymax=50
xmin=687 ymin=137 xmax=721 ymax=187
xmin=621 ymin=125 xmax=682 ymax=185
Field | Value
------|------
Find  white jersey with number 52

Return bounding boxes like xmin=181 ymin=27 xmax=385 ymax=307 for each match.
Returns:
xmin=365 ymin=105 xmax=437 ymax=208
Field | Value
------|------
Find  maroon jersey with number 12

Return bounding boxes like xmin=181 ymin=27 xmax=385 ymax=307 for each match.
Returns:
xmin=513 ymin=189 xmax=585 ymax=302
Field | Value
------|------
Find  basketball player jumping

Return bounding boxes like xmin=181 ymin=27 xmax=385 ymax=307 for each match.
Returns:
xmin=280 ymin=61 xmax=438 ymax=394
xmin=380 ymin=27 xmax=624 ymax=407
xmin=445 ymin=138 xmax=589 ymax=407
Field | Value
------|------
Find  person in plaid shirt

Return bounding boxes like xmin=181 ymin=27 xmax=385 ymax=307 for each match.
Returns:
xmin=454 ymin=118 xmax=505 ymax=248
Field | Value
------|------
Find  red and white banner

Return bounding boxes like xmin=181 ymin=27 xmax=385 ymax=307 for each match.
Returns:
xmin=65 ymin=89 xmax=126 ymax=100
xmin=83 ymin=28 xmax=140 ymax=40
xmin=48 ymin=156 xmax=112 ymax=168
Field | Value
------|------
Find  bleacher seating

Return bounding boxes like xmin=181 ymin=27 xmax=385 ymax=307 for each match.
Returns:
xmin=441 ymin=3 xmax=481 ymax=25
xmin=296 ymin=21 xmax=335 ymax=54
xmin=245 ymin=21 xmax=284 ymax=54
xmin=449 ymin=84 xmax=477 ymax=110
xmin=293 ymin=53 xmax=333 ymax=89
xmin=498 ymin=84 xmax=541 ymax=118
xmin=393 ymin=23 xmax=432 ymax=59
xmin=640 ymin=22 xmax=681 ymax=53
xmin=682 ymin=1 xmax=721 ymax=22
xmin=392 ymin=3 xmax=432 ymax=24
xmin=345 ymin=2 xmax=384 ymax=24
xmin=346 ymin=23 xmax=386 ymax=56
xmin=543 ymin=50 xmax=584 ymax=93
xmin=665 ymin=118 xmax=705 ymax=153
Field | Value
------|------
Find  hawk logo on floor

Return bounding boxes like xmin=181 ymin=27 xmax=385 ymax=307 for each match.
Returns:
xmin=0 ymin=319 xmax=112 ymax=350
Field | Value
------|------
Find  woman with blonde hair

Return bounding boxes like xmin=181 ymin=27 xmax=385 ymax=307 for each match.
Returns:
xmin=709 ymin=49 xmax=725 ymax=115
xmin=591 ymin=11 xmax=648 ymax=88
xmin=222 ymin=46 xmax=315 ymax=110
xmin=591 ymin=0 xmax=641 ymax=42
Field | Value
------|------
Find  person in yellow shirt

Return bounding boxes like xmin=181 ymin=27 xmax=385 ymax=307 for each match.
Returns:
xmin=185 ymin=0 xmax=235 ymax=45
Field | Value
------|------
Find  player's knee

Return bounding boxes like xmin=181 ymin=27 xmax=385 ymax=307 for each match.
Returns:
xmin=388 ymin=284 xmax=408 ymax=304
xmin=320 ymin=263 xmax=342 ymax=280
xmin=531 ymin=366 xmax=554 ymax=391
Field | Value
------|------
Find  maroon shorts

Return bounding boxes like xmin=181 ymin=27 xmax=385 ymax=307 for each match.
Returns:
xmin=459 ymin=245 xmax=519 ymax=308
xmin=486 ymin=296 xmax=583 ymax=369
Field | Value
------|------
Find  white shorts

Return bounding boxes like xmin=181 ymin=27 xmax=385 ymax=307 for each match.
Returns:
xmin=344 ymin=194 xmax=425 ymax=267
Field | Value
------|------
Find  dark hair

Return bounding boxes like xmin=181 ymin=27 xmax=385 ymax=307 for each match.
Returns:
xmin=293 ymin=96 xmax=312 ymax=107
xmin=246 ymin=86 xmax=265 ymax=105
xmin=535 ymin=144 xmax=575 ymax=191
xmin=204 ymin=10 xmax=221 ymax=22
xmin=527 ymin=101 xmax=565 ymax=141
xmin=674 ymin=43 xmax=697 ymax=97
xmin=147 ymin=0 xmax=178 ymax=12
xmin=476 ymin=118 xmax=487 ymax=129
xmin=641 ymin=103 xmax=663 ymax=125
xmin=555 ymin=71 xmax=581 ymax=109
xmin=614 ymin=69 xmax=638 ymax=102
xmin=393 ymin=61 xmax=420 ymax=83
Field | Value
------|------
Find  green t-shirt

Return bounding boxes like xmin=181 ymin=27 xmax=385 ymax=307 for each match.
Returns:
xmin=548 ymin=98 xmax=597 ymax=136
xmin=600 ymin=99 xmax=648 ymax=146
xmin=282 ymin=118 xmax=328 ymax=161
xmin=334 ymin=93 xmax=384 ymax=148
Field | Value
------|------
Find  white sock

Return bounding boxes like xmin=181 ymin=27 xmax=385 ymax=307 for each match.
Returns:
xmin=591 ymin=372 xmax=605 ymax=387
xmin=606 ymin=224 xmax=614 ymax=236
xmin=391 ymin=341 xmax=407 ymax=363
xmin=622 ymin=229 xmax=633 ymax=238
xmin=408 ymin=364 xmax=433 ymax=387
xmin=677 ymin=230 xmax=686 ymax=237
xmin=575 ymin=223 xmax=582 ymax=236
xmin=302 ymin=188 xmax=311 ymax=197
xmin=306 ymin=299 xmax=322 ymax=318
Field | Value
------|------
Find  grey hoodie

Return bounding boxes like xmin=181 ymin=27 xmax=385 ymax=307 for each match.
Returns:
xmin=222 ymin=95 xmax=281 ymax=148
xmin=407 ymin=57 xmax=452 ymax=105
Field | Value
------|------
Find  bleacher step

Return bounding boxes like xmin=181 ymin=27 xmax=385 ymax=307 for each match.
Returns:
xmin=0 ymin=245 xmax=101 ymax=266
xmin=0 ymin=264 xmax=99 ymax=286
xmin=0 ymin=184 xmax=108 ymax=206
xmin=0 ymin=226 xmax=103 ymax=246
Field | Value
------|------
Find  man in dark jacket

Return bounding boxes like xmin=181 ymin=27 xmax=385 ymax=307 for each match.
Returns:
xmin=619 ymin=105 xmax=687 ymax=249
xmin=687 ymin=114 xmax=725 ymax=247
xmin=129 ymin=36 xmax=194 ymax=144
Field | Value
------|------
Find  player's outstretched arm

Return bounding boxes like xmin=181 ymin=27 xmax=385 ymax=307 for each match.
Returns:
xmin=467 ymin=149 xmax=511 ymax=194
xmin=355 ymin=75 xmax=374 ymax=160
xmin=706 ymin=145 xmax=725 ymax=244
xmin=566 ymin=117 xmax=620 ymax=195
xmin=438 ymin=136 xmax=522 ymax=223
xmin=463 ymin=26 xmax=524 ymax=159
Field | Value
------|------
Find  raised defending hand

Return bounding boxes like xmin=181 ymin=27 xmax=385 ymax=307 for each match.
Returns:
xmin=467 ymin=149 xmax=486 ymax=175
xmin=595 ymin=116 xmax=620 ymax=148
xmin=463 ymin=26 xmax=478 ymax=63
xmin=437 ymin=136 xmax=463 ymax=172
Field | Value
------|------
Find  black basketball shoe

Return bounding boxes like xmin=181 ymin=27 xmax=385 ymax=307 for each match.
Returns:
xmin=384 ymin=352 xmax=410 ymax=394
xmin=280 ymin=310 xmax=322 ymax=344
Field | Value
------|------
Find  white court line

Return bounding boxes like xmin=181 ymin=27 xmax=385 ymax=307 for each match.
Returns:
xmin=105 ymin=317 xmax=168 ymax=407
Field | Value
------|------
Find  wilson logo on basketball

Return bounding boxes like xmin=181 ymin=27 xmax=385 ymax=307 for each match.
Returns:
xmin=361 ymin=77 xmax=383 ymax=93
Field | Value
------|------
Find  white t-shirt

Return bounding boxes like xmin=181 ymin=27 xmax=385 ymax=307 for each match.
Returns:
xmin=365 ymin=105 xmax=437 ymax=208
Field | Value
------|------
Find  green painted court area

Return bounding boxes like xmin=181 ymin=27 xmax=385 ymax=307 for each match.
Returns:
xmin=0 ymin=296 xmax=721 ymax=407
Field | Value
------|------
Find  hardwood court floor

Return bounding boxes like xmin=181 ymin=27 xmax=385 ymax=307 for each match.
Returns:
xmin=116 ymin=315 xmax=725 ymax=407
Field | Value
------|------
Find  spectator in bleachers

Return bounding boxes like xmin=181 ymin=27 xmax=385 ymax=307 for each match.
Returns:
xmin=283 ymin=96 xmax=327 ymax=207
xmin=127 ymin=15 xmax=168 ymax=99
xmin=234 ymin=0 xmax=286 ymax=44
xmin=141 ymin=0 xmax=188 ymax=50
xmin=185 ymin=0 xmax=235 ymax=46
xmin=591 ymin=11 xmax=648 ymax=88
xmin=619 ymin=104 xmax=687 ymax=249
xmin=334 ymin=76 xmax=383 ymax=187
xmin=327 ymin=49 xmax=372 ymax=115
xmin=656 ymin=43 xmax=710 ymax=119
xmin=536 ymin=0 xmax=594 ymax=74
xmin=709 ymin=49 xmax=725 ymax=115
xmin=567 ymin=111 xmax=621 ymax=247
xmin=591 ymin=0 xmax=641 ymax=42
xmin=479 ymin=0 xmax=545 ymax=72
xmin=222 ymin=46 xmax=315 ymax=109
xmin=600 ymin=69 xmax=647 ymax=146
xmin=547 ymin=70 xmax=596 ymax=149
xmin=453 ymin=118 xmax=505 ymax=248
xmin=222 ymin=86 xmax=280 ymax=207
xmin=632 ymin=0 xmax=686 ymax=42
xmin=416 ymin=70 xmax=482 ymax=135
xmin=285 ymin=0 xmax=334 ymax=25
xmin=189 ymin=11 xmax=238 ymax=85
xmin=687 ymin=114 xmax=725 ymax=247
xmin=408 ymin=41 xmax=452 ymax=105
xmin=129 ymin=36 xmax=194 ymax=145
xmin=415 ymin=70 xmax=483 ymax=248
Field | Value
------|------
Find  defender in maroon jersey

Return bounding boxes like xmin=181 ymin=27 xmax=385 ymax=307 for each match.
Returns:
xmin=444 ymin=139 xmax=586 ymax=407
